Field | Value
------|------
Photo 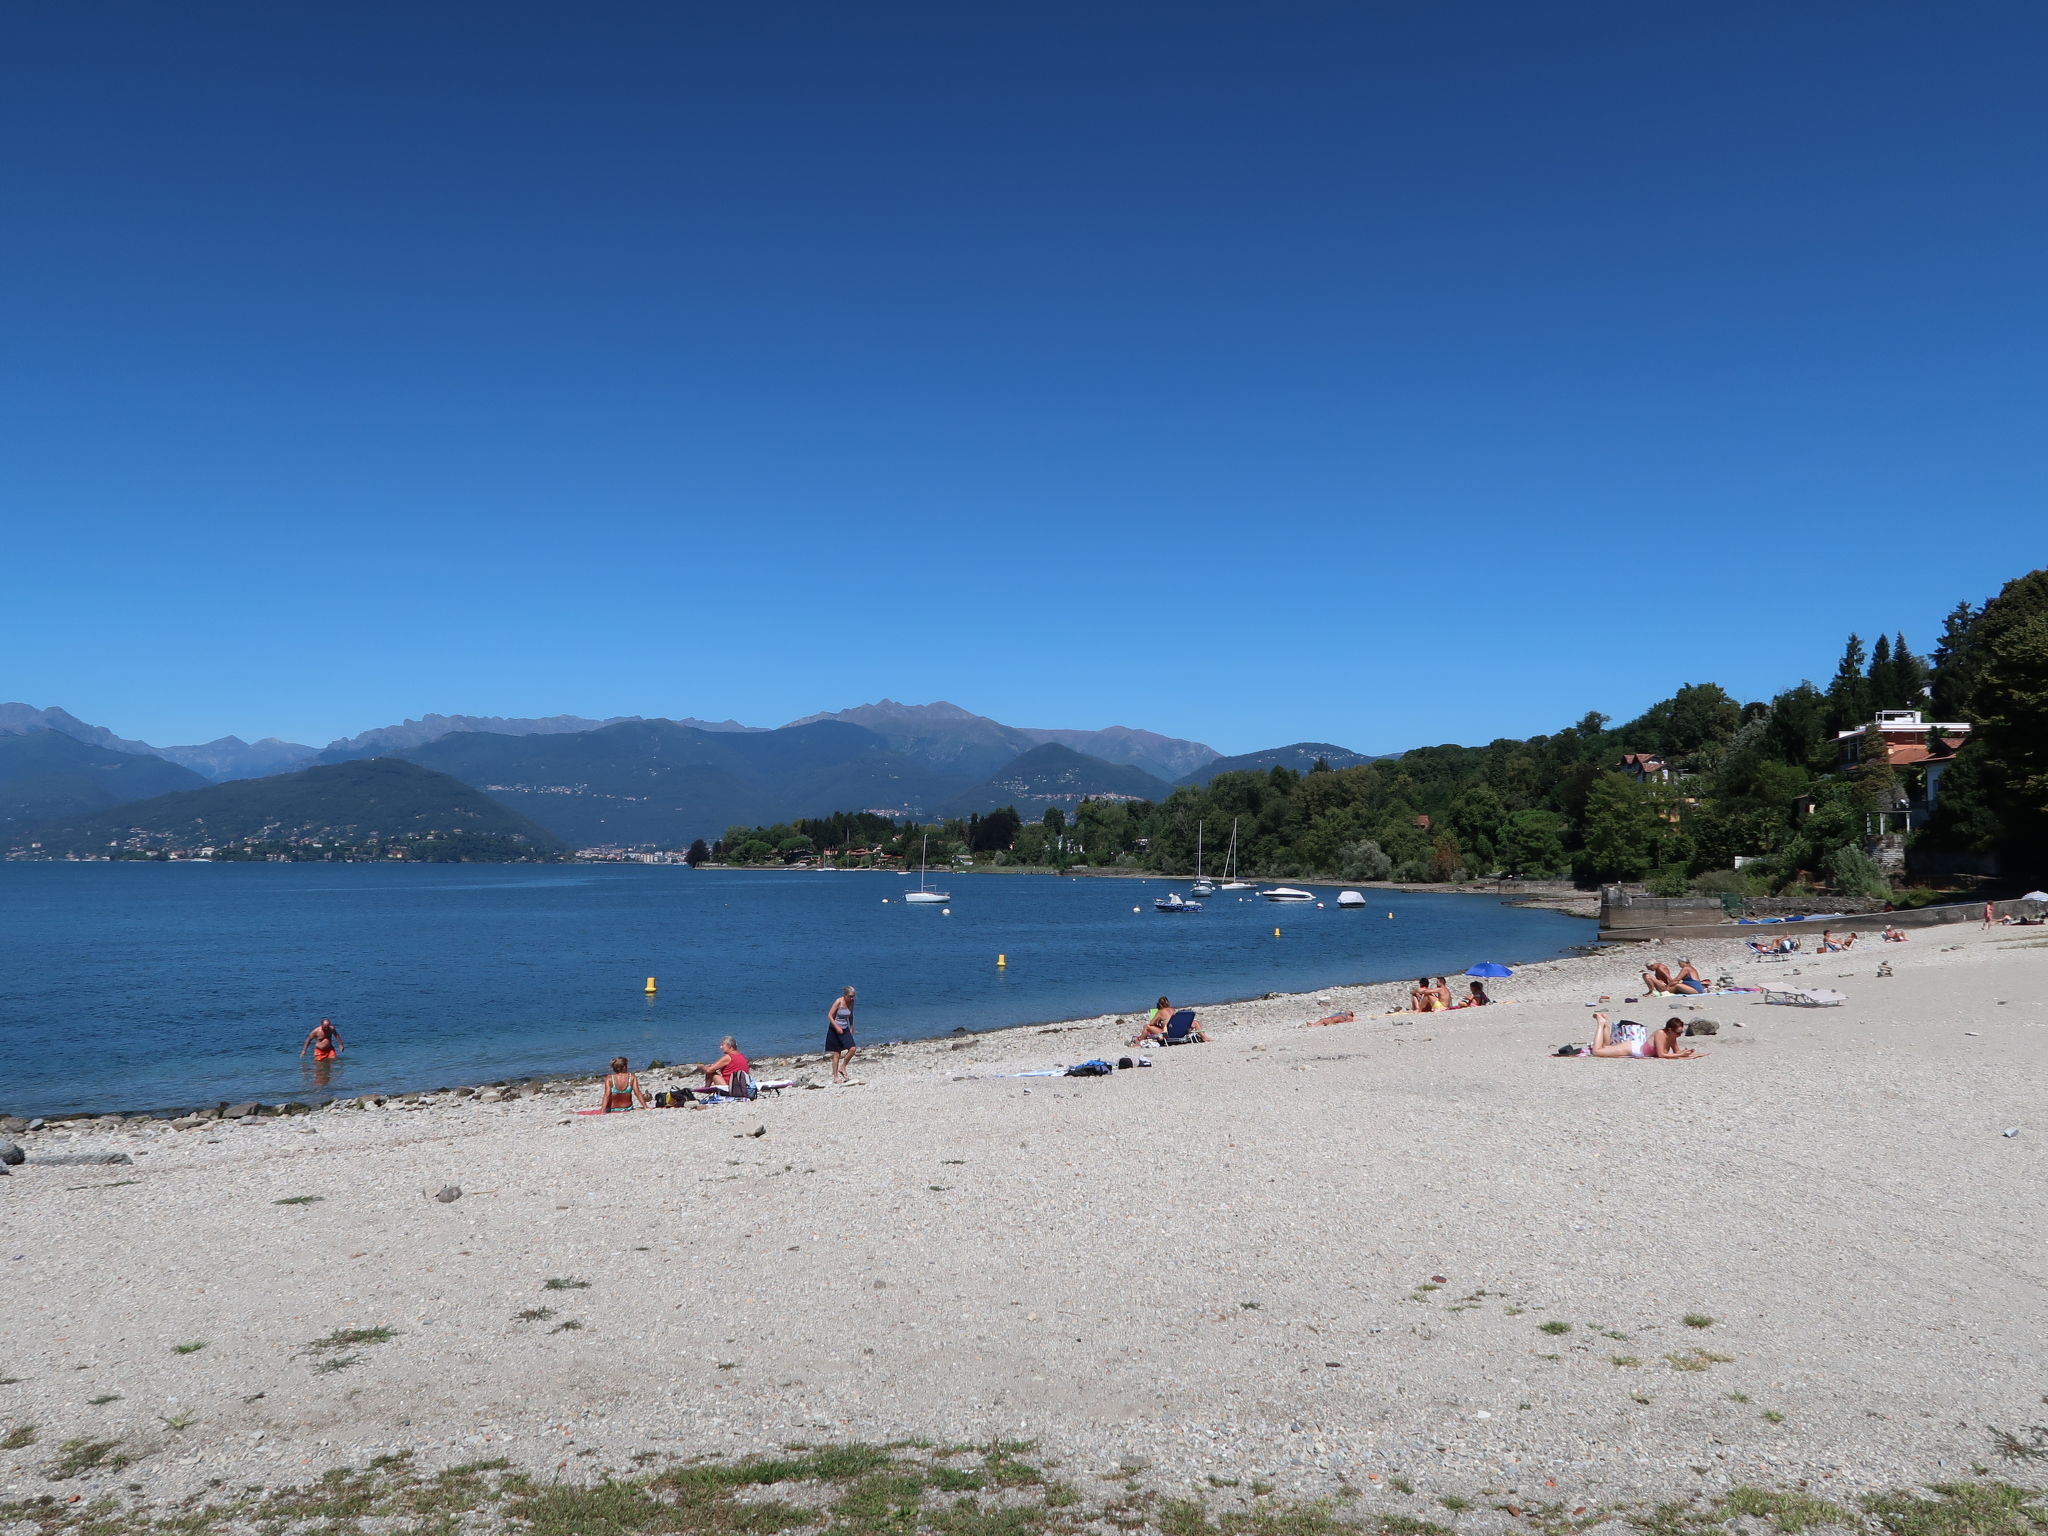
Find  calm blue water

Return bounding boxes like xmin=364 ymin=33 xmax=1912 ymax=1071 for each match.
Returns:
xmin=0 ymin=864 xmax=1592 ymax=1116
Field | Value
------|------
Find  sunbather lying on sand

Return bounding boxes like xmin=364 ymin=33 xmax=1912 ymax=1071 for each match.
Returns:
xmin=1304 ymin=1010 xmax=1356 ymax=1027
xmin=1883 ymin=925 xmax=1907 ymax=942
xmin=1588 ymin=1012 xmax=1707 ymax=1059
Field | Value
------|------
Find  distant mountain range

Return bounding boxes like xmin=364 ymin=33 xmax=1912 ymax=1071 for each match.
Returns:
xmin=1 ymin=698 xmax=1377 ymax=853
xmin=15 ymin=758 xmax=563 ymax=858
xmin=1175 ymin=742 xmax=1386 ymax=785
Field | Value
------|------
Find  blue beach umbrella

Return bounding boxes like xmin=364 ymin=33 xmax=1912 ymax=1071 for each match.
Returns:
xmin=1465 ymin=962 xmax=1513 ymax=978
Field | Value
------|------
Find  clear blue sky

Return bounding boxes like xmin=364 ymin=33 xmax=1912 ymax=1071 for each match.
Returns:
xmin=4 ymin=1 xmax=2042 ymax=755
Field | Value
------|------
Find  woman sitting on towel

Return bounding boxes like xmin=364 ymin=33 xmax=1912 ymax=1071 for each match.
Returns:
xmin=692 ymin=1037 xmax=750 ymax=1093
xmin=1674 ymin=959 xmax=1710 ymax=990
xmin=1642 ymin=963 xmax=1702 ymax=996
xmin=1589 ymin=1013 xmax=1707 ymax=1059
xmin=1457 ymin=980 xmax=1491 ymax=1007
xmin=599 ymin=1056 xmax=650 ymax=1112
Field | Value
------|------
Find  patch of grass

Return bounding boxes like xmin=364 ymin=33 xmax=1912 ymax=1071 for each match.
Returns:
xmin=1415 ymin=1282 xmax=1440 ymax=1292
xmin=514 ymin=1306 xmax=558 ymax=1322
xmin=1666 ymin=1352 xmax=1712 ymax=1372
xmin=161 ymin=1413 xmax=195 ymax=1431
xmin=47 ymin=1438 xmax=132 ymax=1479
xmin=1386 ymin=1475 xmax=1415 ymax=1495
xmin=311 ymin=1354 xmax=363 ymax=1373
xmin=2 ymin=1424 xmax=36 ymax=1450
xmin=1609 ymin=1356 xmax=1643 ymax=1368
xmin=1762 ymin=1410 xmax=1786 ymax=1424
xmin=1440 ymin=1495 xmax=1471 ymax=1510
xmin=1681 ymin=1314 xmax=1715 ymax=1329
xmin=1861 ymin=1480 xmax=2048 ymax=1536
xmin=1728 ymin=1392 xmax=1752 ymax=1404
xmin=86 ymin=1395 xmax=120 ymax=1407
xmin=551 ymin=1320 xmax=585 ymax=1333
xmin=543 ymin=1276 xmax=592 ymax=1291
xmin=1538 ymin=1321 xmax=1572 ymax=1336
xmin=1504 ymin=1306 xmax=1527 ymax=1316
xmin=1377 ymin=1517 xmax=1453 ymax=1536
xmin=1632 ymin=1392 xmax=1654 ymax=1405
xmin=171 ymin=1341 xmax=207 ymax=1354
xmin=273 ymin=1194 xmax=324 ymax=1206
xmin=1719 ymin=1487 xmax=1846 ymax=1532
xmin=1241 ymin=1301 xmax=1261 ymax=1310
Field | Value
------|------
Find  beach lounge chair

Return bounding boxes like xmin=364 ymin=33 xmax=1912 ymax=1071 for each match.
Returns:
xmin=1760 ymin=987 xmax=1846 ymax=1007
xmin=1746 ymin=942 xmax=1792 ymax=962
xmin=1160 ymin=1009 xmax=1204 ymax=1045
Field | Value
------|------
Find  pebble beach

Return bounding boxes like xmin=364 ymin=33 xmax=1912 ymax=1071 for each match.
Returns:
xmin=3 ymin=922 xmax=2044 ymax=1525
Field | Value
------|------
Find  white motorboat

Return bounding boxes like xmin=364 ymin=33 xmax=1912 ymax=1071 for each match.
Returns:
xmin=1153 ymin=892 xmax=1203 ymax=913
xmin=1261 ymin=886 xmax=1315 ymax=903
xmin=904 ymin=833 xmax=950 ymax=905
xmin=1336 ymin=890 xmax=1368 ymax=908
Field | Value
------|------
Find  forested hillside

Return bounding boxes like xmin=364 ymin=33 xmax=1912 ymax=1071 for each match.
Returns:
xmin=719 ymin=567 xmax=2048 ymax=898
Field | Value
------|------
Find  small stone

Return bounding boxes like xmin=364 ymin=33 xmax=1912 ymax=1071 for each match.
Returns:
xmin=170 ymin=1116 xmax=210 ymax=1131
xmin=0 ymin=1116 xmax=29 ymax=1135
xmin=2004 ymin=1128 xmax=2021 ymax=1138
xmin=221 ymin=1102 xmax=260 ymax=1120
xmin=280 ymin=1102 xmax=313 ymax=1116
xmin=453 ymin=1087 xmax=476 ymax=1097
xmin=433 ymin=1184 xmax=463 ymax=1202
xmin=749 ymin=1125 xmax=767 ymax=1138
xmin=28 ymin=1118 xmax=46 ymax=1131
xmin=0 ymin=1140 xmax=23 ymax=1167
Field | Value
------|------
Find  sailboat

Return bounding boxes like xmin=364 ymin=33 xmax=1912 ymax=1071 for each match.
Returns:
xmin=1218 ymin=817 xmax=1253 ymax=890
xmin=1188 ymin=821 xmax=1216 ymax=897
xmin=904 ymin=833 xmax=950 ymax=905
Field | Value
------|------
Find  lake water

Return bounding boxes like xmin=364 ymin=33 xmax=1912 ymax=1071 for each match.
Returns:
xmin=0 ymin=863 xmax=1593 ymax=1116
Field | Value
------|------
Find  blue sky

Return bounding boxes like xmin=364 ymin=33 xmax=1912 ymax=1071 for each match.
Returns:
xmin=4 ymin=1 xmax=2042 ymax=755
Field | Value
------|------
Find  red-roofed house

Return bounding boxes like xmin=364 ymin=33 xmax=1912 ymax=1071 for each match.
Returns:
xmin=1835 ymin=709 xmax=1971 ymax=831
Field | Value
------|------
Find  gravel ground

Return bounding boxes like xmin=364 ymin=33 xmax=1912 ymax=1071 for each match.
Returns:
xmin=2 ymin=925 xmax=2043 ymax=1516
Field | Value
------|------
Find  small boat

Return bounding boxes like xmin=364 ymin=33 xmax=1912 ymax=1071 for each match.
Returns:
xmin=1188 ymin=822 xmax=1216 ymax=897
xmin=1336 ymin=890 xmax=1368 ymax=909
xmin=1218 ymin=818 xmax=1253 ymax=889
xmin=904 ymin=833 xmax=950 ymax=905
xmin=1261 ymin=886 xmax=1315 ymax=903
xmin=1154 ymin=892 xmax=1203 ymax=913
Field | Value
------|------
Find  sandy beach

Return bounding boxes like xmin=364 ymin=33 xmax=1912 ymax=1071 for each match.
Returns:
xmin=4 ymin=923 xmax=2044 ymax=1526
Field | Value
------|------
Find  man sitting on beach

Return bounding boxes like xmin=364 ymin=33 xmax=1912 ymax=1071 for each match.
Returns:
xmin=691 ymin=1036 xmax=750 ymax=1094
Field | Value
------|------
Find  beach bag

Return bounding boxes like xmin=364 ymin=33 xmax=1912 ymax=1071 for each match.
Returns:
xmin=1064 ymin=1059 xmax=1114 ymax=1077
xmin=728 ymin=1069 xmax=759 ymax=1101
xmin=653 ymin=1090 xmax=690 ymax=1108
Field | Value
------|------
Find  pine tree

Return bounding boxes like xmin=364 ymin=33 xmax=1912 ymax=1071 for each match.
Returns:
xmin=1929 ymin=601 xmax=1980 ymax=718
xmin=1889 ymin=632 xmax=1928 ymax=708
xmin=1824 ymin=634 xmax=1872 ymax=735
xmin=1866 ymin=634 xmax=1895 ymax=710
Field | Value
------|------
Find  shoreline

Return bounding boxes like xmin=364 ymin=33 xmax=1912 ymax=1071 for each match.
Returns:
xmin=3 ymin=874 xmax=1599 ymax=1124
xmin=3 ymin=925 xmax=2042 ymax=1516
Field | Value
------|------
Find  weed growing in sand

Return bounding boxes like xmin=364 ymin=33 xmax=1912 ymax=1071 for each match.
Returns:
xmin=1609 ymin=1356 xmax=1643 ymax=1368
xmin=1728 ymin=1392 xmax=1751 ymax=1403
xmin=1 ymin=1424 xmax=36 ymax=1450
xmin=1665 ymin=1351 xmax=1733 ymax=1372
xmin=86 ymin=1395 xmax=119 ymax=1407
xmin=1240 ymin=1302 xmax=1261 ymax=1310
xmin=1415 ymin=1282 xmax=1441 ymax=1293
xmin=1440 ymin=1495 xmax=1471 ymax=1510
xmin=171 ymin=1341 xmax=207 ymax=1354
xmin=45 ymin=1437 xmax=131 ymax=1479
xmin=274 ymin=1194 xmax=323 ymax=1206
xmin=1681 ymin=1314 xmax=1715 ymax=1329
xmin=543 ymin=1276 xmax=591 ymax=1291
xmin=160 ymin=1413 xmax=194 ymax=1431
xmin=312 ymin=1355 xmax=363 ymax=1373
xmin=1761 ymin=1410 xmax=1786 ymax=1424
xmin=514 ymin=1307 xmax=557 ymax=1323
xmin=1989 ymin=1424 xmax=2048 ymax=1462
xmin=1386 ymin=1475 xmax=1414 ymax=1494
xmin=551 ymin=1321 xmax=585 ymax=1334
xmin=1504 ymin=1306 xmax=1526 ymax=1316
xmin=306 ymin=1326 xmax=399 ymax=1354
xmin=1599 ymin=1329 xmax=1630 ymax=1341
xmin=1538 ymin=1321 xmax=1572 ymax=1336
xmin=1631 ymin=1393 xmax=1653 ymax=1405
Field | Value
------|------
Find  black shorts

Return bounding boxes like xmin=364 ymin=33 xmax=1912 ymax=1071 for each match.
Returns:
xmin=826 ymin=1027 xmax=855 ymax=1053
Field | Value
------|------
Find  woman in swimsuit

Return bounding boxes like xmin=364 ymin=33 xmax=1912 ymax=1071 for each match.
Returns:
xmin=1589 ymin=1012 xmax=1707 ymax=1059
xmin=825 ymin=986 xmax=858 ymax=1083
xmin=599 ymin=1056 xmax=649 ymax=1112
xmin=1131 ymin=996 xmax=1174 ymax=1045
xmin=693 ymin=1037 xmax=749 ymax=1093
xmin=301 ymin=1018 xmax=343 ymax=1061
xmin=1460 ymin=980 xmax=1491 ymax=1007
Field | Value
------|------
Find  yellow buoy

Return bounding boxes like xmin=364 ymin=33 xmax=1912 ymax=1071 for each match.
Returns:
xmin=1387 ymin=911 xmax=1394 ymax=919
xmin=644 ymin=976 xmax=657 ymax=994
xmin=997 ymin=954 xmax=1007 ymax=967
xmin=1273 ymin=927 xmax=1282 ymax=938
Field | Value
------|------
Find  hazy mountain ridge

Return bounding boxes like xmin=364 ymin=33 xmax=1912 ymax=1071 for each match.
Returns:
xmin=786 ymin=699 xmax=1218 ymax=783
xmin=9 ymin=758 xmax=563 ymax=857
xmin=157 ymin=735 xmax=319 ymax=781
xmin=0 ymin=730 xmax=208 ymax=827
xmin=937 ymin=743 xmax=1173 ymax=818
xmin=1176 ymin=742 xmax=1381 ymax=785
xmin=0 ymin=703 xmax=165 ymax=760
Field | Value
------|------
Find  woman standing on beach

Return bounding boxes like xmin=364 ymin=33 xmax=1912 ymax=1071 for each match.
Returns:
xmin=825 ymin=986 xmax=857 ymax=1083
